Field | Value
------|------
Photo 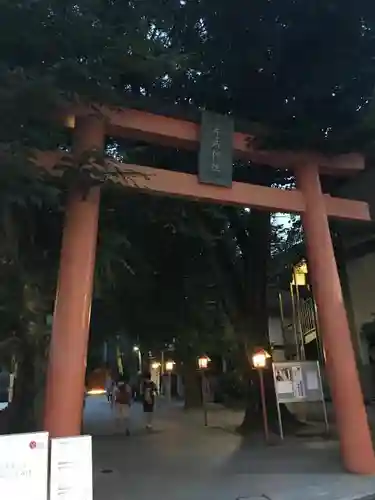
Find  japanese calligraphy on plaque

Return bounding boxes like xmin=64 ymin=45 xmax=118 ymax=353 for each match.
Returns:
xmin=198 ymin=111 xmax=234 ymax=187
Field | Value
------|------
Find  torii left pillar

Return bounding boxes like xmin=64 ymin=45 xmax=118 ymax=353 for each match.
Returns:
xmin=44 ymin=115 xmax=104 ymax=437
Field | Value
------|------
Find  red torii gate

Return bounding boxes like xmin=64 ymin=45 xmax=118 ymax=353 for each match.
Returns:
xmin=40 ymin=109 xmax=375 ymax=474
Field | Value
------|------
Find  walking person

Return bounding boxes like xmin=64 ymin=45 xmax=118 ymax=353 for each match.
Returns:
xmin=113 ymin=377 xmax=132 ymax=435
xmin=105 ymin=373 xmax=113 ymax=404
xmin=142 ymin=372 xmax=157 ymax=430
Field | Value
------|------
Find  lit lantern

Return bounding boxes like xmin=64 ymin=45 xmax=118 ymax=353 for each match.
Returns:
xmin=197 ymin=356 xmax=211 ymax=370
xmin=165 ymin=361 xmax=175 ymax=372
xmin=252 ymin=352 xmax=267 ymax=369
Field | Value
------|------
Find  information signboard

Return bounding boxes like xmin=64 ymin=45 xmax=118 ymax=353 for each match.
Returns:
xmin=0 ymin=431 xmax=49 ymax=500
xmin=272 ymin=360 xmax=328 ymax=439
xmin=50 ymin=435 xmax=93 ymax=500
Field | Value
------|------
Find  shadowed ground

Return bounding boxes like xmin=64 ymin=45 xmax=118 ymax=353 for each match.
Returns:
xmin=84 ymin=395 xmax=375 ymax=500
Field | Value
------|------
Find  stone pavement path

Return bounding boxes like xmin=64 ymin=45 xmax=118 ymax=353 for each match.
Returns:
xmin=84 ymin=395 xmax=375 ymax=500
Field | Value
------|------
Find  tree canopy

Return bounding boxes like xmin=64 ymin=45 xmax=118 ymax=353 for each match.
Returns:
xmin=155 ymin=0 xmax=375 ymax=151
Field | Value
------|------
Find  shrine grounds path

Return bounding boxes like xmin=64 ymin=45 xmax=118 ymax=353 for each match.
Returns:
xmin=83 ymin=395 xmax=375 ymax=500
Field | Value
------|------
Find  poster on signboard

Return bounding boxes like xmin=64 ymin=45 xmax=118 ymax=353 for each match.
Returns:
xmin=275 ymin=366 xmax=292 ymax=382
xmin=274 ymin=366 xmax=293 ymax=394
xmin=0 ymin=431 xmax=49 ymax=500
xmin=292 ymin=365 xmax=306 ymax=398
xmin=50 ymin=435 xmax=93 ymax=500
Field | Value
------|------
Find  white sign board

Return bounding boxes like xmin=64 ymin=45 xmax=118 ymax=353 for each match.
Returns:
xmin=306 ymin=370 xmax=319 ymax=391
xmin=0 ymin=431 xmax=49 ymax=500
xmin=50 ymin=435 xmax=93 ymax=500
xmin=272 ymin=360 xmax=329 ymax=439
xmin=273 ymin=360 xmax=323 ymax=403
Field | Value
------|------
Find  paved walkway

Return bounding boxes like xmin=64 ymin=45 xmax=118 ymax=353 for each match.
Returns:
xmin=84 ymin=396 xmax=375 ymax=500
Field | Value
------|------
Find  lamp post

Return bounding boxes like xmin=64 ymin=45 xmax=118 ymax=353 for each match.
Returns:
xmin=151 ymin=362 xmax=161 ymax=391
xmin=198 ymin=356 xmax=211 ymax=426
xmin=133 ymin=346 xmax=142 ymax=373
xmin=252 ymin=349 xmax=269 ymax=442
xmin=165 ymin=360 xmax=174 ymax=402
xmin=160 ymin=350 xmax=165 ymax=394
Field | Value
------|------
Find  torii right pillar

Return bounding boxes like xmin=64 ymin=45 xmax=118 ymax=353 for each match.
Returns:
xmin=295 ymin=163 xmax=375 ymax=474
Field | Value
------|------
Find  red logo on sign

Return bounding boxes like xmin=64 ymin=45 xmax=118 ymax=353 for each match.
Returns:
xmin=29 ymin=441 xmax=36 ymax=449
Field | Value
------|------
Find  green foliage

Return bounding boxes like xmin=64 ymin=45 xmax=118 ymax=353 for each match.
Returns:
xmin=92 ymin=193 xmax=234 ymax=355
xmin=0 ymin=0 xmax=185 ymax=327
xmin=164 ymin=0 xmax=375 ymax=151
xmin=0 ymin=0 xmax=188 ymax=187
xmin=0 ymin=0 xmax=183 ymax=103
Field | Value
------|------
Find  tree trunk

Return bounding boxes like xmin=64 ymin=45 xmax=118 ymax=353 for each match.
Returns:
xmin=238 ymin=365 xmax=302 ymax=434
xmin=8 ymin=331 xmax=47 ymax=433
xmin=9 ymin=340 xmax=38 ymax=433
xmin=182 ymin=358 xmax=202 ymax=409
xmin=237 ymin=210 xmax=302 ymax=434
